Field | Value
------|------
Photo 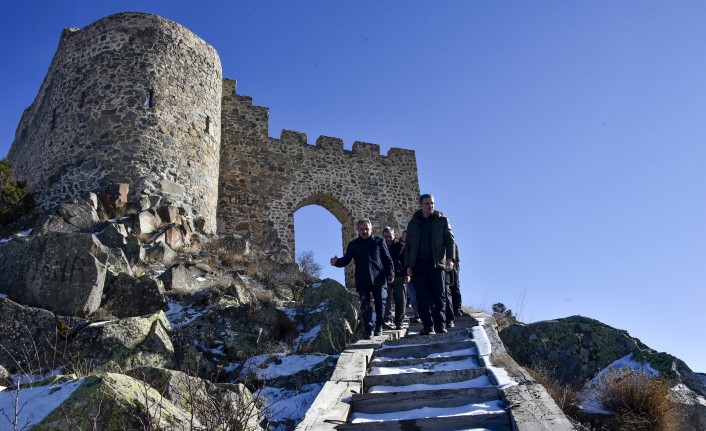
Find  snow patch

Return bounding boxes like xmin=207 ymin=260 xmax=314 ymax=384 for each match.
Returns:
xmin=471 ymin=326 xmax=491 ymax=357
xmin=258 ymin=383 xmax=324 ymax=430
xmin=165 ymin=298 xmax=208 ymax=328
xmin=299 ymin=325 xmax=321 ymax=343
xmin=350 ymin=399 xmax=505 ymax=422
xmin=240 ymin=354 xmax=329 ymax=380
xmin=0 ymin=378 xmax=83 ymax=428
xmin=369 ymin=357 xmax=480 ymax=376
xmin=368 ymin=375 xmax=492 ymax=393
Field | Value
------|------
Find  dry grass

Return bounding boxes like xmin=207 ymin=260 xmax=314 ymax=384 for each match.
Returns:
xmin=525 ymin=361 xmax=580 ymax=417
xmin=591 ymin=368 xmax=678 ymax=431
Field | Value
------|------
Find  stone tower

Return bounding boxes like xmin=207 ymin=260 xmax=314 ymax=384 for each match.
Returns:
xmin=7 ymin=12 xmax=222 ymax=233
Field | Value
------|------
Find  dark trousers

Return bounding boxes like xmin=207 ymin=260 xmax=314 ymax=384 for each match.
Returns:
xmin=412 ymin=263 xmax=447 ymax=331
xmin=449 ymin=268 xmax=462 ymax=313
xmin=359 ymin=284 xmax=385 ymax=332
xmin=383 ymin=276 xmax=407 ymax=325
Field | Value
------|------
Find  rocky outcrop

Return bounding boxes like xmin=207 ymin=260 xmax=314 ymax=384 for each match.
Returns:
xmin=69 ymin=311 xmax=177 ymax=372
xmin=0 ymin=232 xmax=128 ymax=316
xmin=298 ymin=278 xmax=359 ymax=354
xmin=101 ymin=273 xmax=167 ymax=318
xmin=0 ymin=297 xmax=87 ymax=374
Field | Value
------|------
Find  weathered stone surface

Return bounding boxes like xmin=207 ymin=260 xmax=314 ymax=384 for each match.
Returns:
xmin=299 ymin=279 xmax=359 ymax=354
xmin=0 ymin=297 xmax=58 ymax=373
xmin=145 ymin=241 xmax=179 ymax=265
xmin=0 ymin=232 xmax=117 ymax=316
xmin=240 ymin=354 xmax=336 ymax=390
xmin=158 ymin=264 xmax=199 ymax=292
xmin=134 ymin=210 xmax=162 ymax=236
xmin=57 ymin=197 xmax=100 ymax=231
xmin=32 ymin=214 xmax=79 ymax=234
xmin=70 ymin=311 xmax=177 ymax=372
xmin=0 ymin=365 xmax=9 ymax=386
xmin=95 ymin=222 xmax=128 ymax=248
xmin=101 ymin=273 xmax=167 ymax=318
xmin=157 ymin=206 xmax=181 ymax=224
xmin=128 ymin=367 xmax=264 ymax=430
xmin=32 ymin=373 xmax=205 ymax=430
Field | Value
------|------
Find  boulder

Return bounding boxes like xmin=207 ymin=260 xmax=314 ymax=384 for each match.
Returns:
xmin=145 ymin=242 xmax=179 ymax=265
xmin=69 ymin=311 xmax=177 ymax=372
xmin=158 ymin=264 xmax=200 ymax=292
xmin=32 ymin=214 xmax=79 ymax=234
xmin=157 ymin=206 xmax=181 ymax=224
xmin=30 ymin=373 xmax=205 ymax=430
xmin=0 ymin=298 xmax=58 ymax=373
xmin=134 ymin=210 xmax=162 ymax=236
xmin=101 ymin=273 xmax=167 ymax=318
xmin=0 ymin=232 xmax=121 ymax=316
xmin=57 ymin=197 xmax=100 ymax=231
xmin=127 ymin=367 xmax=264 ymax=430
xmin=239 ymin=353 xmax=336 ymax=390
xmin=298 ymin=279 xmax=359 ymax=354
xmin=95 ymin=223 xmax=128 ymax=248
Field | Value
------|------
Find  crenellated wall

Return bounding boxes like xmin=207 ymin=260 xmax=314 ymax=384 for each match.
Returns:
xmin=218 ymin=79 xmax=420 ymax=276
xmin=7 ymin=12 xmax=222 ymax=233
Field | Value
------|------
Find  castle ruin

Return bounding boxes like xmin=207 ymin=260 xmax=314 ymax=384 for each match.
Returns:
xmin=7 ymin=12 xmax=420 ymax=274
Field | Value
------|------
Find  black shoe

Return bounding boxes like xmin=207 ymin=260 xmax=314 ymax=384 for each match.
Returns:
xmin=382 ymin=322 xmax=394 ymax=330
xmin=437 ymin=328 xmax=448 ymax=334
xmin=364 ymin=331 xmax=373 ymax=339
xmin=374 ymin=327 xmax=382 ymax=336
xmin=456 ymin=309 xmax=467 ymax=316
xmin=411 ymin=317 xmax=421 ymax=323
xmin=395 ymin=323 xmax=403 ymax=330
xmin=446 ymin=321 xmax=455 ymax=328
xmin=419 ymin=327 xmax=436 ymax=336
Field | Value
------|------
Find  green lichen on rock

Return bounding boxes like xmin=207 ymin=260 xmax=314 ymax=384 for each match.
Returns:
xmin=33 ymin=372 xmax=202 ymax=430
xmin=299 ymin=278 xmax=359 ymax=354
xmin=70 ymin=311 xmax=177 ymax=372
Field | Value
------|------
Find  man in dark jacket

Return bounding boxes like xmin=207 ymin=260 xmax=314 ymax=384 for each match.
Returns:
xmin=404 ymin=194 xmax=455 ymax=335
xmin=382 ymin=226 xmax=406 ymax=329
xmin=331 ymin=219 xmax=395 ymax=338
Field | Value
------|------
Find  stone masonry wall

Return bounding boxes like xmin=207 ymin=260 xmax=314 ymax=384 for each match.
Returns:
xmin=219 ymin=79 xmax=420 ymax=283
xmin=7 ymin=12 xmax=222 ymax=233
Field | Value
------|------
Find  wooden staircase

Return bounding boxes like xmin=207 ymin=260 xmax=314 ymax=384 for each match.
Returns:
xmin=296 ymin=312 xmax=575 ymax=431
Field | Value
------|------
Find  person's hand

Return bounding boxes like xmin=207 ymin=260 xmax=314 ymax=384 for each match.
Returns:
xmin=387 ymin=276 xmax=394 ymax=284
xmin=456 ymin=261 xmax=461 ymax=270
xmin=445 ymin=259 xmax=454 ymax=272
xmin=404 ymin=275 xmax=411 ymax=283
xmin=407 ymin=268 xmax=413 ymax=277
xmin=330 ymin=256 xmax=338 ymax=266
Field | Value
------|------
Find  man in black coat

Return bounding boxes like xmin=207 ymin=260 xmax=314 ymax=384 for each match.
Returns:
xmin=331 ymin=219 xmax=395 ymax=338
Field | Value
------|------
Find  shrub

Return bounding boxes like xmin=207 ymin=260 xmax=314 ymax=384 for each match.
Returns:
xmin=592 ymin=368 xmax=677 ymax=431
xmin=296 ymin=250 xmax=322 ymax=282
xmin=0 ymin=159 xmax=34 ymax=226
xmin=492 ymin=302 xmax=518 ymax=330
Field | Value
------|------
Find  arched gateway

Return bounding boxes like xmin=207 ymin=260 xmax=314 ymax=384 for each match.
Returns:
xmin=218 ymin=79 xmax=420 ymax=287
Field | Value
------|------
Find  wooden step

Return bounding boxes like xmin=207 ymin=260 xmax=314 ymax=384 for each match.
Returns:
xmin=336 ymin=412 xmax=512 ymax=431
xmin=382 ymin=327 xmax=472 ymax=346
xmin=375 ymin=340 xmax=476 ymax=359
xmin=351 ymin=386 xmax=502 ymax=413
xmin=369 ymin=355 xmax=481 ymax=376
xmin=364 ymin=367 xmax=487 ymax=391
xmin=370 ymin=353 xmax=477 ymax=368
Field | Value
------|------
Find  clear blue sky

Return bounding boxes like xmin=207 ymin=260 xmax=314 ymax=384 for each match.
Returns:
xmin=1 ymin=1 xmax=704 ymax=373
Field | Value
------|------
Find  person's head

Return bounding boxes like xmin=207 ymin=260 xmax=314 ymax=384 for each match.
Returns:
xmin=357 ymin=219 xmax=372 ymax=239
xmin=400 ymin=229 xmax=408 ymax=243
xmin=382 ymin=226 xmax=395 ymax=245
xmin=419 ymin=194 xmax=435 ymax=217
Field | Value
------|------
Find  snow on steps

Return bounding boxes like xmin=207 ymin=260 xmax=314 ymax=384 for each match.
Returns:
xmin=295 ymin=312 xmax=575 ymax=431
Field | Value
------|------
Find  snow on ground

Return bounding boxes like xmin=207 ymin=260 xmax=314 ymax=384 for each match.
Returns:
xmin=0 ymin=228 xmax=32 ymax=244
xmin=471 ymin=326 xmax=491 ymax=357
xmin=369 ymin=357 xmax=480 ymax=376
xmin=427 ymin=346 xmax=477 ymax=358
xmin=164 ymin=298 xmax=209 ymax=328
xmin=299 ymin=325 xmax=321 ymax=343
xmin=0 ymin=378 xmax=83 ymax=428
xmin=277 ymin=306 xmax=299 ymax=321
xmin=374 ymin=344 xmax=477 ymax=362
xmin=350 ymin=399 xmax=505 ymax=423
xmin=258 ymin=383 xmax=324 ymax=431
xmin=240 ymin=354 xmax=330 ymax=380
xmin=368 ymin=375 xmax=492 ymax=394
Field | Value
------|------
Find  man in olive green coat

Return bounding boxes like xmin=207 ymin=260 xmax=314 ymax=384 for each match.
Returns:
xmin=404 ymin=194 xmax=455 ymax=335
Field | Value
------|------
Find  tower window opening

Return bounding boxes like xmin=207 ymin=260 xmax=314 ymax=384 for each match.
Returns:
xmin=145 ymin=90 xmax=154 ymax=108
xmin=51 ymin=108 xmax=58 ymax=130
xmin=205 ymin=116 xmax=211 ymax=133
xmin=79 ymin=92 xmax=86 ymax=108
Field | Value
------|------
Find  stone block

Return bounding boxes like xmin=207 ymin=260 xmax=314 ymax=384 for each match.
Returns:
xmin=145 ymin=242 xmax=179 ymax=266
xmin=134 ymin=210 xmax=162 ymax=235
xmin=57 ymin=198 xmax=100 ymax=231
xmin=158 ymin=264 xmax=198 ymax=292
xmin=102 ymin=273 xmax=167 ymax=318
